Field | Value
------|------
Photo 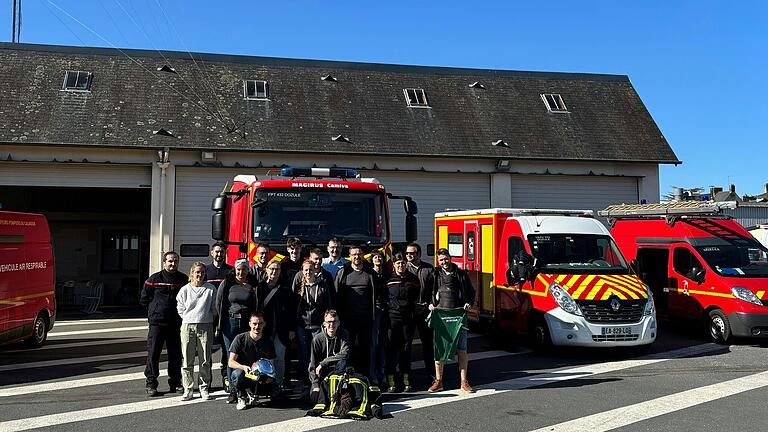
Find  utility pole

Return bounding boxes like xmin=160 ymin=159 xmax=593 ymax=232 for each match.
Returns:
xmin=11 ymin=0 xmax=22 ymax=43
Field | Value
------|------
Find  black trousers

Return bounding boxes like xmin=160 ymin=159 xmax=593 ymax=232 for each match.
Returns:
xmin=346 ymin=318 xmax=373 ymax=379
xmin=415 ymin=312 xmax=434 ymax=377
xmin=386 ymin=321 xmax=415 ymax=374
xmin=144 ymin=323 xmax=182 ymax=389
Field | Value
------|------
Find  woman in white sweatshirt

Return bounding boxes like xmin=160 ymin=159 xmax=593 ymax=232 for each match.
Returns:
xmin=176 ymin=262 xmax=217 ymax=401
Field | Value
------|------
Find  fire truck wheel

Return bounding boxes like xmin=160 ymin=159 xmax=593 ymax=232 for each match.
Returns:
xmin=529 ymin=315 xmax=552 ymax=352
xmin=708 ymin=309 xmax=732 ymax=345
xmin=24 ymin=312 xmax=49 ymax=348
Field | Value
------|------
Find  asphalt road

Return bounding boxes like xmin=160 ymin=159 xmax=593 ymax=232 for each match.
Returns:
xmin=1 ymin=316 xmax=767 ymax=432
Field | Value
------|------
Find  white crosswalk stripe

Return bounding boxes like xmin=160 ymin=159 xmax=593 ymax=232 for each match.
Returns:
xmin=0 ymin=344 xmax=722 ymax=431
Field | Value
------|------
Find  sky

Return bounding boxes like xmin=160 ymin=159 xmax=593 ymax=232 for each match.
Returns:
xmin=2 ymin=1 xmax=766 ymax=198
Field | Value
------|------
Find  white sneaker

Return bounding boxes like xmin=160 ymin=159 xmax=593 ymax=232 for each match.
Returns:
xmin=236 ymin=397 xmax=247 ymax=410
xmin=180 ymin=390 xmax=194 ymax=401
xmin=200 ymin=389 xmax=210 ymax=401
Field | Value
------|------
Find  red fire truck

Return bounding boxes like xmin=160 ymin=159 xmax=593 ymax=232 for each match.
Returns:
xmin=434 ymin=208 xmax=656 ymax=349
xmin=211 ymin=167 xmax=417 ymax=264
xmin=601 ymin=201 xmax=768 ymax=344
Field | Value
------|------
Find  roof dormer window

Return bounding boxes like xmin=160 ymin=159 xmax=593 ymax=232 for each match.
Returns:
xmin=63 ymin=71 xmax=92 ymax=91
xmin=404 ymin=88 xmax=429 ymax=107
xmin=541 ymin=93 xmax=567 ymax=112
xmin=244 ymin=80 xmax=268 ymax=99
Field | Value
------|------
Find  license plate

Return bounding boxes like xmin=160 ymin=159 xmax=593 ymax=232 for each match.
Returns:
xmin=601 ymin=326 xmax=633 ymax=335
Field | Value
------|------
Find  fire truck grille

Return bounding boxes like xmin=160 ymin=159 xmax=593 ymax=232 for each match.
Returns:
xmin=576 ymin=300 xmax=645 ymax=324
xmin=592 ymin=334 xmax=640 ymax=342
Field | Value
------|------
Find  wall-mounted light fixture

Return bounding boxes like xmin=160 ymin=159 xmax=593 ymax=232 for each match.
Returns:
xmin=157 ymin=147 xmax=170 ymax=164
xmin=201 ymin=151 xmax=216 ymax=161
xmin=496 ymin=159 xmax=511 ymax=171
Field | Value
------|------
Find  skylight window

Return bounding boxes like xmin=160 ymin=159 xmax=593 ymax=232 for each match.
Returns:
xmin=63 ymin=71 xmax=92 ymax=91
xmin=244 ymin=80 xmax=268 ymax=99
xmin=404 ymin=88 xmax=429 ymax=107
xmin=541 ymin=93 xmax=567 ymax=112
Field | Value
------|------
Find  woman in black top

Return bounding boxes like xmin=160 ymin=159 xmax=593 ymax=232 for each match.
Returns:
xmin=215 ymin=258 xmax=258 ymax=401
xmin=385 ymin=252 xmax=420 ymax=393
xmin=296 ymin=260 xmax=333 ymax=388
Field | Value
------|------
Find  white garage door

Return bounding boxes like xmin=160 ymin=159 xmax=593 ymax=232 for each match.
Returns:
xmin=510 ymin=175 xmax=639 ymax=215
xmin=361 ymin=171 xmax=491 ymax=248
xmin=174 ymin=167 xmax=244 ymax=270
xmin=0 ymin=162 xmax=151 ymax=188
xmin=174 ymin=168 xmax=491 ymax=268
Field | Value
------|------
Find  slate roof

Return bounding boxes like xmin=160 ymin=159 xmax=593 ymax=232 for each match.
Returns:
xmin=0 ymin=43 xmax=679 ymax=163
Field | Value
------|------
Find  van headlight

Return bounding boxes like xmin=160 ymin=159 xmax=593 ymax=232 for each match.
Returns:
xmin=643 ymin=285 xmax=655 ymax=316
xmin=549 ymin=283 xmax=582 ymax=316
xmin=731 ymin=286 xmax=763 ymax=306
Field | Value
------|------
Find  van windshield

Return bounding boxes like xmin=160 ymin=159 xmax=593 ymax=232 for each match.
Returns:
xmin=695 ymin=244 xmax=768 ymax=278
xmin=528 ymin=234 xmax=629 ymax=274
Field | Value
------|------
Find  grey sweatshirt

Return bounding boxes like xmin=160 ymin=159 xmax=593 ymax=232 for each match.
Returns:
xmin=176 ymin=282 xmax=217 ymax=324
xmin=308 ymin=327 xmax=350 ymax=386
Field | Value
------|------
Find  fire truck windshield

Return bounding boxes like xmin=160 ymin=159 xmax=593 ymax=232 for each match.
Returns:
xmin=252 ymin=189 xmax=388 ymax=245
xmin=528 ymin=234 xmax=630 ymax=274
xmin=695 ymin=243 xmax=768 ymax=278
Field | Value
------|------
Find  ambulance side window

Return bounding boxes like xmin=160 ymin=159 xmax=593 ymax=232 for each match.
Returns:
xmin=673 ymin=248 xmax=703 ymax=279
xmin=507 ymin=237 xmax=525 ymax=267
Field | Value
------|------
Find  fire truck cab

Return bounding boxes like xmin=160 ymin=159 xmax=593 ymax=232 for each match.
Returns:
xmin=211 ymin=167 xmax=417 ymax=265
xmin=434 ymin=208 xmax=656 ymax=349
xmin=602 ymin=201 xmax=768 ymax=344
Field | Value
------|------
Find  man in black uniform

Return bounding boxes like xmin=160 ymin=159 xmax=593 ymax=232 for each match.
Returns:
xmin=405 ymin=242 xmax=435 ymax=380
xmin=140 ymin=251 xmax=188 ymax=397
xmin=205 ymin=241 xmax=233 ymax=390
xmin=334 ymin=245 xmax=383 ymax=383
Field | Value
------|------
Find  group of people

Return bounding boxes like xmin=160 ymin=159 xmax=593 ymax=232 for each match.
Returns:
xmin=139 ymin=236 xmax=476 ymax=411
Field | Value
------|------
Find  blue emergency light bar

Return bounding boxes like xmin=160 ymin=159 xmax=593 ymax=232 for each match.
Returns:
xmin=280 ymin=167 xmax=359 ymax=178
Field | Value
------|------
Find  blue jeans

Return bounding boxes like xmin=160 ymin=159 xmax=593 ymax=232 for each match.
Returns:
xmin=230 ymin=368 xmax=255 ymax=397
xmin=296 ymin=326 xmax=321 ymax=384
xmin=222 ymin=315 xmax=249 ymax=393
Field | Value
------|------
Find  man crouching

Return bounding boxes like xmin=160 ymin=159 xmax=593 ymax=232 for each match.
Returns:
xmin=308 ymin=309 xmax=349 ymax=402
xmin=228 ymin=312 xmax=276 ymax=410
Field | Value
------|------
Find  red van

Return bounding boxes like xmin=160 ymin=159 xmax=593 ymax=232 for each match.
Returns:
xmin=601 ymin=202 xmax=768 ymax=344
xmin=0 ymin=211 xmax=56 ymax=347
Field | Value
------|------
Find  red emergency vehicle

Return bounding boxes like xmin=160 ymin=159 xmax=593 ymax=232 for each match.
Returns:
xmin=0 ymin=211 xmax=56 ymax=347
xmin=602 ymin=201 xmax=768 ymax=344
xmin=434 ymin=208 xmax=656 ymax=349
xmin=211 ymin=167 xmax=417 ymax=263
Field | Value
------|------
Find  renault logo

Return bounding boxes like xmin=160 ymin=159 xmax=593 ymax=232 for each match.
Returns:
xmin=610 ymin=298 xmax=621 ymax=312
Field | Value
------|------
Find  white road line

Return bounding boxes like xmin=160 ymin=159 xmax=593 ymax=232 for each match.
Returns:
xmin=0 ymin=390 xmax=229 ymax=432
xmin=230 ymin=343 xmax=722 ymax=432
xmin=0 ymin=364 xmax=221 ymax=398
xmin=527 ymin=369 xmax=768 ymax=432
xmin=0 ymin=351 xmax=150 ymax=372
xmin=48 ymin=326 xmax=148 ymax=337
xmin=0 ymin=349 xmax=519 ymax=398
xmin=54 ymin=318 xmax=148 ymax=327
xmin=1 ymin=338 xmax=142 ymax=353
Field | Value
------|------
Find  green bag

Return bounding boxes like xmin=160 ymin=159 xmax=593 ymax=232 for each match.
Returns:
xmin=426 ymin=308 xmax=467 ymax=362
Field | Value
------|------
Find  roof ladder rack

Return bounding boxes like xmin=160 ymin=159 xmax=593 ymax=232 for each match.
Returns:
xmin=599 ymin=201 xmax=738 ymax=226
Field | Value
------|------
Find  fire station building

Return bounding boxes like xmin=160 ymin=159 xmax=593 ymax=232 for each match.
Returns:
xmin=0 ymin=43 xmax=679 ymax=306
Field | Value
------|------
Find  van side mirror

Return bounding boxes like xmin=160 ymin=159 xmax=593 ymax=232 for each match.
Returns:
xmin=690 ymin=267 xmax=706 ymax=284
xmin=405 ymin=214 xmax=418 ymax=243
xmin=426 ymin=244 xmax=435 ymax=256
